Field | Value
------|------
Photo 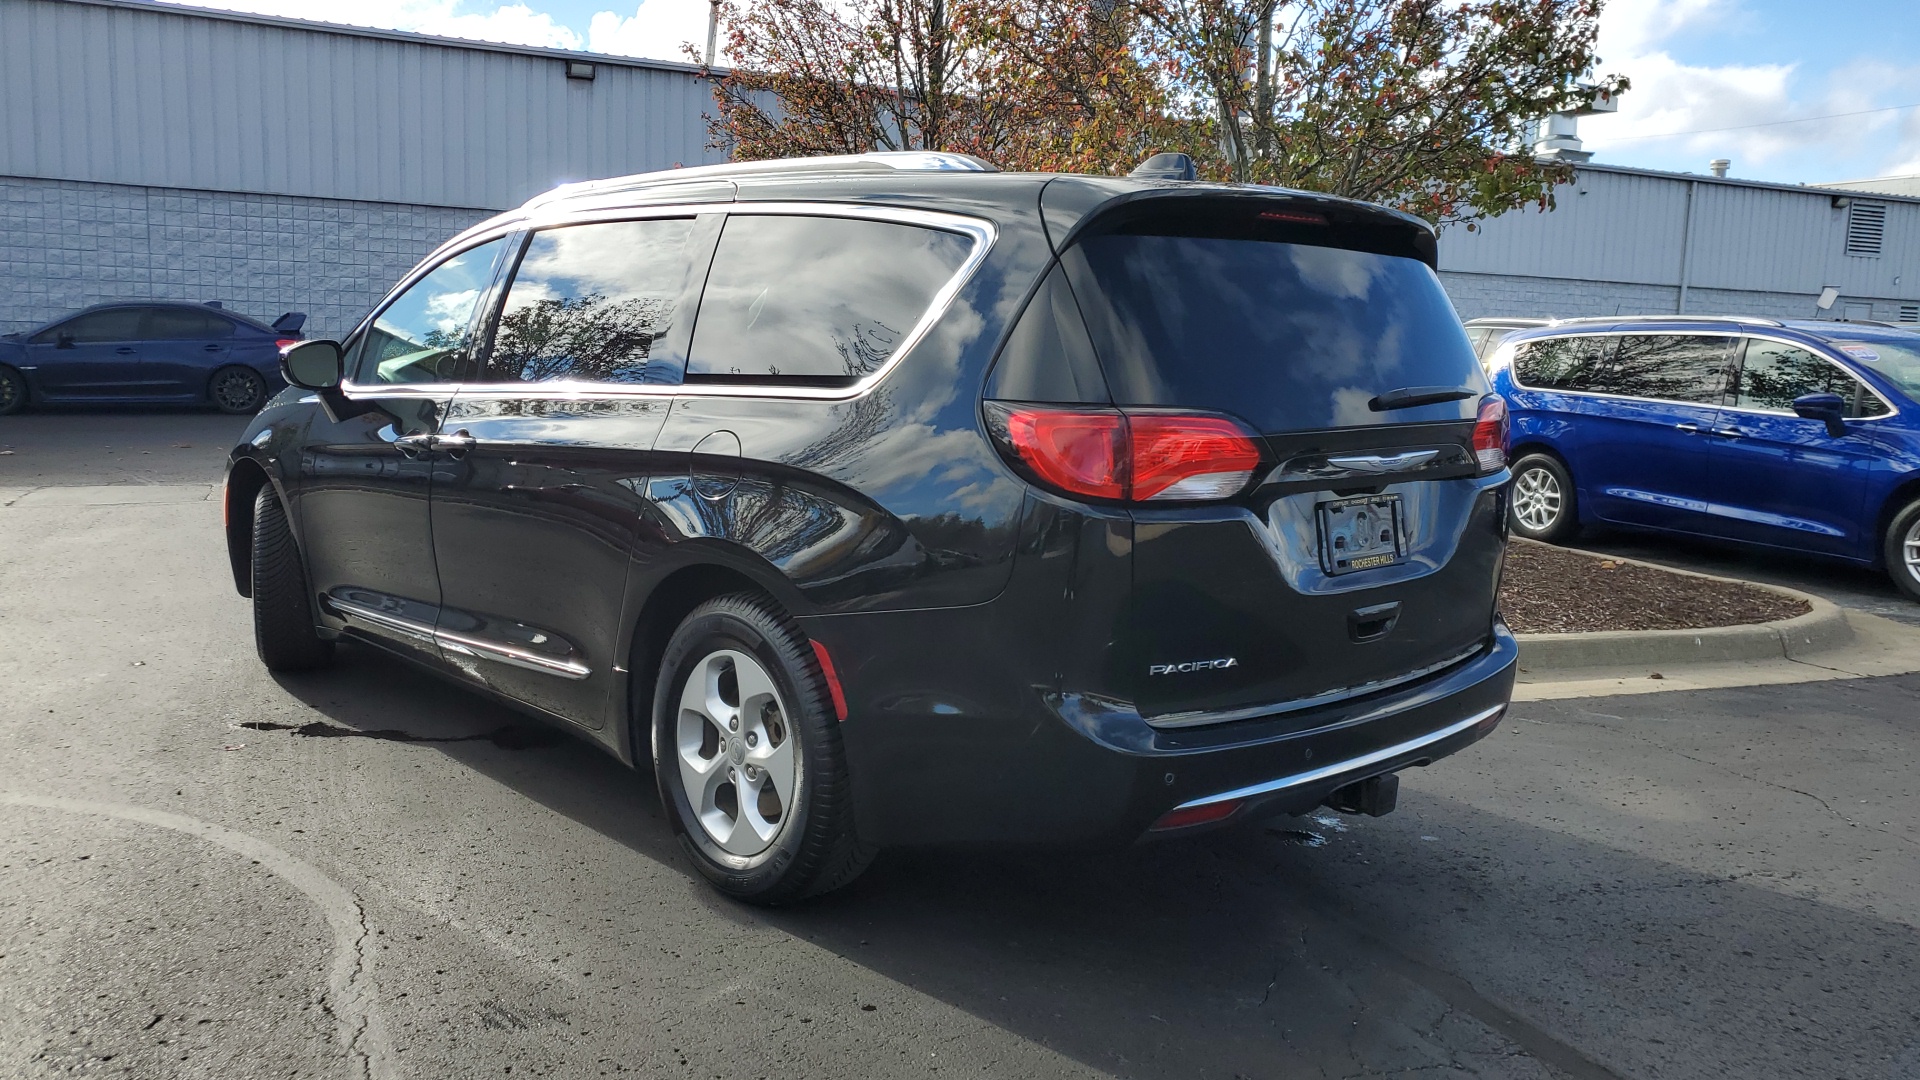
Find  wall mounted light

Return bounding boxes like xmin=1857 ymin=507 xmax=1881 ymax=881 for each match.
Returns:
xmin=566 ymin=61 xmax=596 ymax=80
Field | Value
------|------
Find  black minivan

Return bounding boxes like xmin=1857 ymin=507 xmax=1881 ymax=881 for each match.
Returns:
xmin=226 ymin=152 xmax=1517 ymax=902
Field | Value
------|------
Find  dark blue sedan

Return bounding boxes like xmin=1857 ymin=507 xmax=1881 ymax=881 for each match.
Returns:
xmin=1486 ymin=316 xmax=1920 ymax=601
xmin=0 ymin=301 xmax=305 ymax=415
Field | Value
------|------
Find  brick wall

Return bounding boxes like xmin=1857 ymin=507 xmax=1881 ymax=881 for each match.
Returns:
xmin=0 ymin=175 xmax=492 ymax=339
xmin=1441 ymin=269 xmax=1920 ymax=326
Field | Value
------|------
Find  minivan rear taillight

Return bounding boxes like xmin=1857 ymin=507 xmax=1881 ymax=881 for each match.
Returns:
xmin=1472 ymin=395 xmax=1509 ymax=474
xmin=986 ymin=403 xmax=1263 ymax=503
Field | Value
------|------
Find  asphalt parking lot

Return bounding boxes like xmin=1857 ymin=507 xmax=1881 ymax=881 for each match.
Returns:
xmin=2 ymin=411 xmax=1917 ymax=1080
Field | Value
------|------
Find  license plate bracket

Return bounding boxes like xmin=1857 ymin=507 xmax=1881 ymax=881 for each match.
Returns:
xmin=1318 ymin=494 xmax=1406 ymax=575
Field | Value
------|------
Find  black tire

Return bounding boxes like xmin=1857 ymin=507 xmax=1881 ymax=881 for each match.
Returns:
xmin=251 ymin=487 xmax=333 ymax=671
xmin=0 ymin=364 xmax=26 ymax=415
xmin=652 ymin=594 xmax=872 ymax=904
xmin=210 ymin=365 xmax=267 ymax=414
xmin=1508 ymin=452 xmax=1579 ymax=544
xmin=1885 ymin=499 xmax=1920 ymax=603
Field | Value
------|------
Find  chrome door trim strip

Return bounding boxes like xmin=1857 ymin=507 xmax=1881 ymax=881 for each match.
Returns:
xmin=337 ymin=201 xmax=996 ymax=406
xmin=435 ymin=628 xmax=592 ymax=681
xmin=327 ymin=597 xmax=439 ymax=642
xmin=328 ymin=597 xmax=591 ymax=680
xmin=1168 ymin=703 xmax=1507 ymax=811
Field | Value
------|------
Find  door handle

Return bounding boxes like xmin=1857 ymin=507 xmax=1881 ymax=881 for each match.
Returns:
xmin=1674 ymin=422 xmax=1701 ymax=434
xmin=1711 ymin=427 xmax=1744 ymax=439
xmin=115 ymin=347 xmax=136 ymax=355
xmin=431 ymin=430 xmax=476 ymax=457
xmin=202 ymin=344 xmax=222 ymax=352
xmin=394 ymin=433 xmax=434 ymax=456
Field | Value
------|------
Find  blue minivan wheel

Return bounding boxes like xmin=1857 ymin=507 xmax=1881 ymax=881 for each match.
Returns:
xmin=1887 ymin=500 xmax=1920 ymax=603
xmin=1509 ymin=453 xmax=1578 ymax=544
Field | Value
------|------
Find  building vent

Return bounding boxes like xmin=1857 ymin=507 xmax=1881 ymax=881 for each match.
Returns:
xmin=1900 ymin=304 xmax=1920 ymax=324
xmin=1845 ymin=202 xmax=1887 ymax=255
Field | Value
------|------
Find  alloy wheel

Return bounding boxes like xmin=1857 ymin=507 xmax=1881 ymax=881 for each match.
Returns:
xmin=212 ymin=368 xmax=264 ymax=413
xmin=675 ymin=649 xmax=796 ymax=858
xmin=1512 ymin=466 xmax=1563 ymax=532
xmin=1905 ymin=518 xmax=1920 ymax=586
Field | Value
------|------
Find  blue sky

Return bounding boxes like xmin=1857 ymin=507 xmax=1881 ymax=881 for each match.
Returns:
xmin=179 ymin=0 xmax=1920 ymax=183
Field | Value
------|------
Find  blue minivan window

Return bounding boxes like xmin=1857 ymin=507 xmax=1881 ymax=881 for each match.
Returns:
xmin=1833 ymin=338 xmax=1920 ymax=404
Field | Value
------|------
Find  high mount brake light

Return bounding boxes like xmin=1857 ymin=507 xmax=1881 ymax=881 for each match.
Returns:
xmin=1472 ymin=395 xmax=1509 ymax=474
xmin=988 ymin=404 xmax=1262 ymax=504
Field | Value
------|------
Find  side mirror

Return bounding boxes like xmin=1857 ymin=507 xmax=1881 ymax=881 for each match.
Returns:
xmin=1792 ymin=392 xmax=1848 ymax=438
xmin=281 ymin=339 xmax=343 ymax=391
xmin=55 ymin=333 xmax=75 ymax=349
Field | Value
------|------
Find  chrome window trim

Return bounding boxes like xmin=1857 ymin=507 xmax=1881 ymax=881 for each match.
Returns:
xmin=1506 ymin=329 xmax=1900 ymax=421
xmin=1168 ymin=703 xmax=1507 ymax=811
xmin=328 ymin=597 xmax=592 ymax=680
xmin=338 ymin=201 xmax=996 ymax=404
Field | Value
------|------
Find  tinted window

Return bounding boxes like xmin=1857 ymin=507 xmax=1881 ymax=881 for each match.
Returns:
xmin=1512 ymin=335 xmax=1614 ymax=390
xmin=1737 ymin=339 xmax=1882 ymax=417
xmin=144 ymin=307 xmax=234 ymax=340
xmin=1601 ymin=335 xmax=1733 ymax=403
xmin=351 ymin=238 xmax=508 ymax=385
xmin=34 ymin=308 xmax=144 ymax=344
xmin=484 ymin=218 xmax=695 ymax=385
xmin=1464 ymin=327 xmax=1492 ymax=358
xmin=1064 ymin=235 xmax=1485 ymax=432
xmin=984 ymin=264 xmax=1109 ymax=403
xmin=687 ymin=215 xmax=973 ymax=384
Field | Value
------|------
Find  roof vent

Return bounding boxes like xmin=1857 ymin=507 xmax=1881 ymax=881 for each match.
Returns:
xmin=1846 ymin=202 xmax=1887 ymax=256
xmin=1129 ymin=152 xmax=1197 ymax=181
xmin=1709 ymin=158 xmax=1730 ymax=178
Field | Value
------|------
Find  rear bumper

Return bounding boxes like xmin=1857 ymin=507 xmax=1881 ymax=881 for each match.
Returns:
xmin=810 ymin=607 xmax=1517 ymax=848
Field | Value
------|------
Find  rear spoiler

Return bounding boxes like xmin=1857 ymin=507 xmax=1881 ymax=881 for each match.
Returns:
xmin=271 ymin=312 xmax=307 ymax=334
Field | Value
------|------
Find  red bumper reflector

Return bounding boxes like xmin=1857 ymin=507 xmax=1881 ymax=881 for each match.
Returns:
xmin=809 ymin=639 xmax=849 ymax=722
xmin=1150 ymin=798 xmax=1242 ymax=832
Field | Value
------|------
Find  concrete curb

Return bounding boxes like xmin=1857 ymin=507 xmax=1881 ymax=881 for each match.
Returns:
xmin=1513 ymin=544 xmax=1855 ymax=673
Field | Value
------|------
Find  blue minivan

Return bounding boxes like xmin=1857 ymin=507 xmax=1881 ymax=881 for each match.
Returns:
xmin=1486 ymin=316 xmax=1920 ymax=601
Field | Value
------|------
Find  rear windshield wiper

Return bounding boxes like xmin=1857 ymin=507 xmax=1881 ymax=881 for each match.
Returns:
xmin=1368 ymin=386 xmax=1478 ymax=412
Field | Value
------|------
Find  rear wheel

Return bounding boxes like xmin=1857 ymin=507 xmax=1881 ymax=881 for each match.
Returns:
xmin=210 ymin=365 xmax=267 ymax=414
xmin=251 ymin=487 xmax=333 ymax=671
xmin=1508 ymin=453 xmax=1578 ymax=543
xmin=1886 ymin=500 xmax=1920 ymax=603
xmin=652 ymin=594 xmax=871 ymax=904
xmin=0 ymin=365 xmax=25 ymax=415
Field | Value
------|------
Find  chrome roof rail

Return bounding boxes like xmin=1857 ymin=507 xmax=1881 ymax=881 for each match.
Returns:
xmin=525 ymin=152 xmax=1000 ymax=209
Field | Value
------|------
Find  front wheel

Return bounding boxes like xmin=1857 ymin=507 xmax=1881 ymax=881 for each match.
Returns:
xmin=210 ymin=365 xmax=267 ymax=414
xmin=652 ymin=594 xmax=872 ymax=904
xmin=0 ymin=364 xmax=26 ymax=415
xmin=1886 ymin=500 xmax=1920 ymax=603
xmin=1508 ymin=453 xmax=1579 ymax=543
xmin=251 ymin=487 xmax=333 ymax=671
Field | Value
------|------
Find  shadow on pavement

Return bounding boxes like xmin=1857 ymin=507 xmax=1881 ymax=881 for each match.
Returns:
xmin=269 ymin=643 xmax=1920 ymax=1080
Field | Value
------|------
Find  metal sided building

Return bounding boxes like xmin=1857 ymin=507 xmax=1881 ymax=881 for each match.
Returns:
xmin=0 ymin=0 xmax=722 ymax=337
xmin=1440 ymin=163 xmax=1920 ymax=325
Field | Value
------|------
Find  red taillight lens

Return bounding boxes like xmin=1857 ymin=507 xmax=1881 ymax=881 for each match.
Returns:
xmin=989 ymin=404 xmax=1262 ymax=504
xmin=1472 ymin=395 xmax=1509 ymax=474
xmin=275 ymin=338 xmax=301 ymax=351
xmin=1150 ymin=798 xmax=1243 ymax=831
xmin=1130 ymin=414 xmax=1264 ymax=501
xmin=1003 ymin=408 xmax=1127 ymax=500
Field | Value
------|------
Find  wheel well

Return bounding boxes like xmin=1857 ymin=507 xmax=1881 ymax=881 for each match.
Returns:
xmin=0 ymin=362 xmax=26 ymax=401
xmin=224 ymin=460 xmax=271 ymax=597
xmin=1874 ymin=476 xmax=1920 ymax=567
xmin=624 ymin=563 xmax=777 ymax=764
xmin=1509 ymin=442 xmax=1569 ymax=472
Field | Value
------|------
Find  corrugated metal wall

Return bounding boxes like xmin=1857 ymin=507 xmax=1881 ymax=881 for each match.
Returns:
xmin=1442 ymin=166 xmax=1920 ymax=307
xmin=1 ymin=0 xmax=724 ymax=211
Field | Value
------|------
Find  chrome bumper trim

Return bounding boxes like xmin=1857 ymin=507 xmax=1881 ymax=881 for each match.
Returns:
xmin=1170 ymin=702 xmax=1507 ymax=811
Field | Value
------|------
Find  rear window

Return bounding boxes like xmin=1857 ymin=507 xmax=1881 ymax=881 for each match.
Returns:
xmin=687 ymin=214 xmax=974 ymax=386
xmin=1512 ymin=335 xmax=1614 ymax=391
xmin=1062 ymin=235 xmax=1484 ymax=432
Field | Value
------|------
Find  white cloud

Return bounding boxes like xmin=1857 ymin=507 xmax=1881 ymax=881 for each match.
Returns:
xmin=1578 ymin=0 xmax=1920 ymax=179
xmin=178 ymin=0 xmax=583 ymax=49
xmin=589 ymin=0 xmax=720 ymax=64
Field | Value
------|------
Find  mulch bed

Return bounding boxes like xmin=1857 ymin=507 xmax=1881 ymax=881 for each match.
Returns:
xmin=1498 ymin=540 xmax=1811 ymax=634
